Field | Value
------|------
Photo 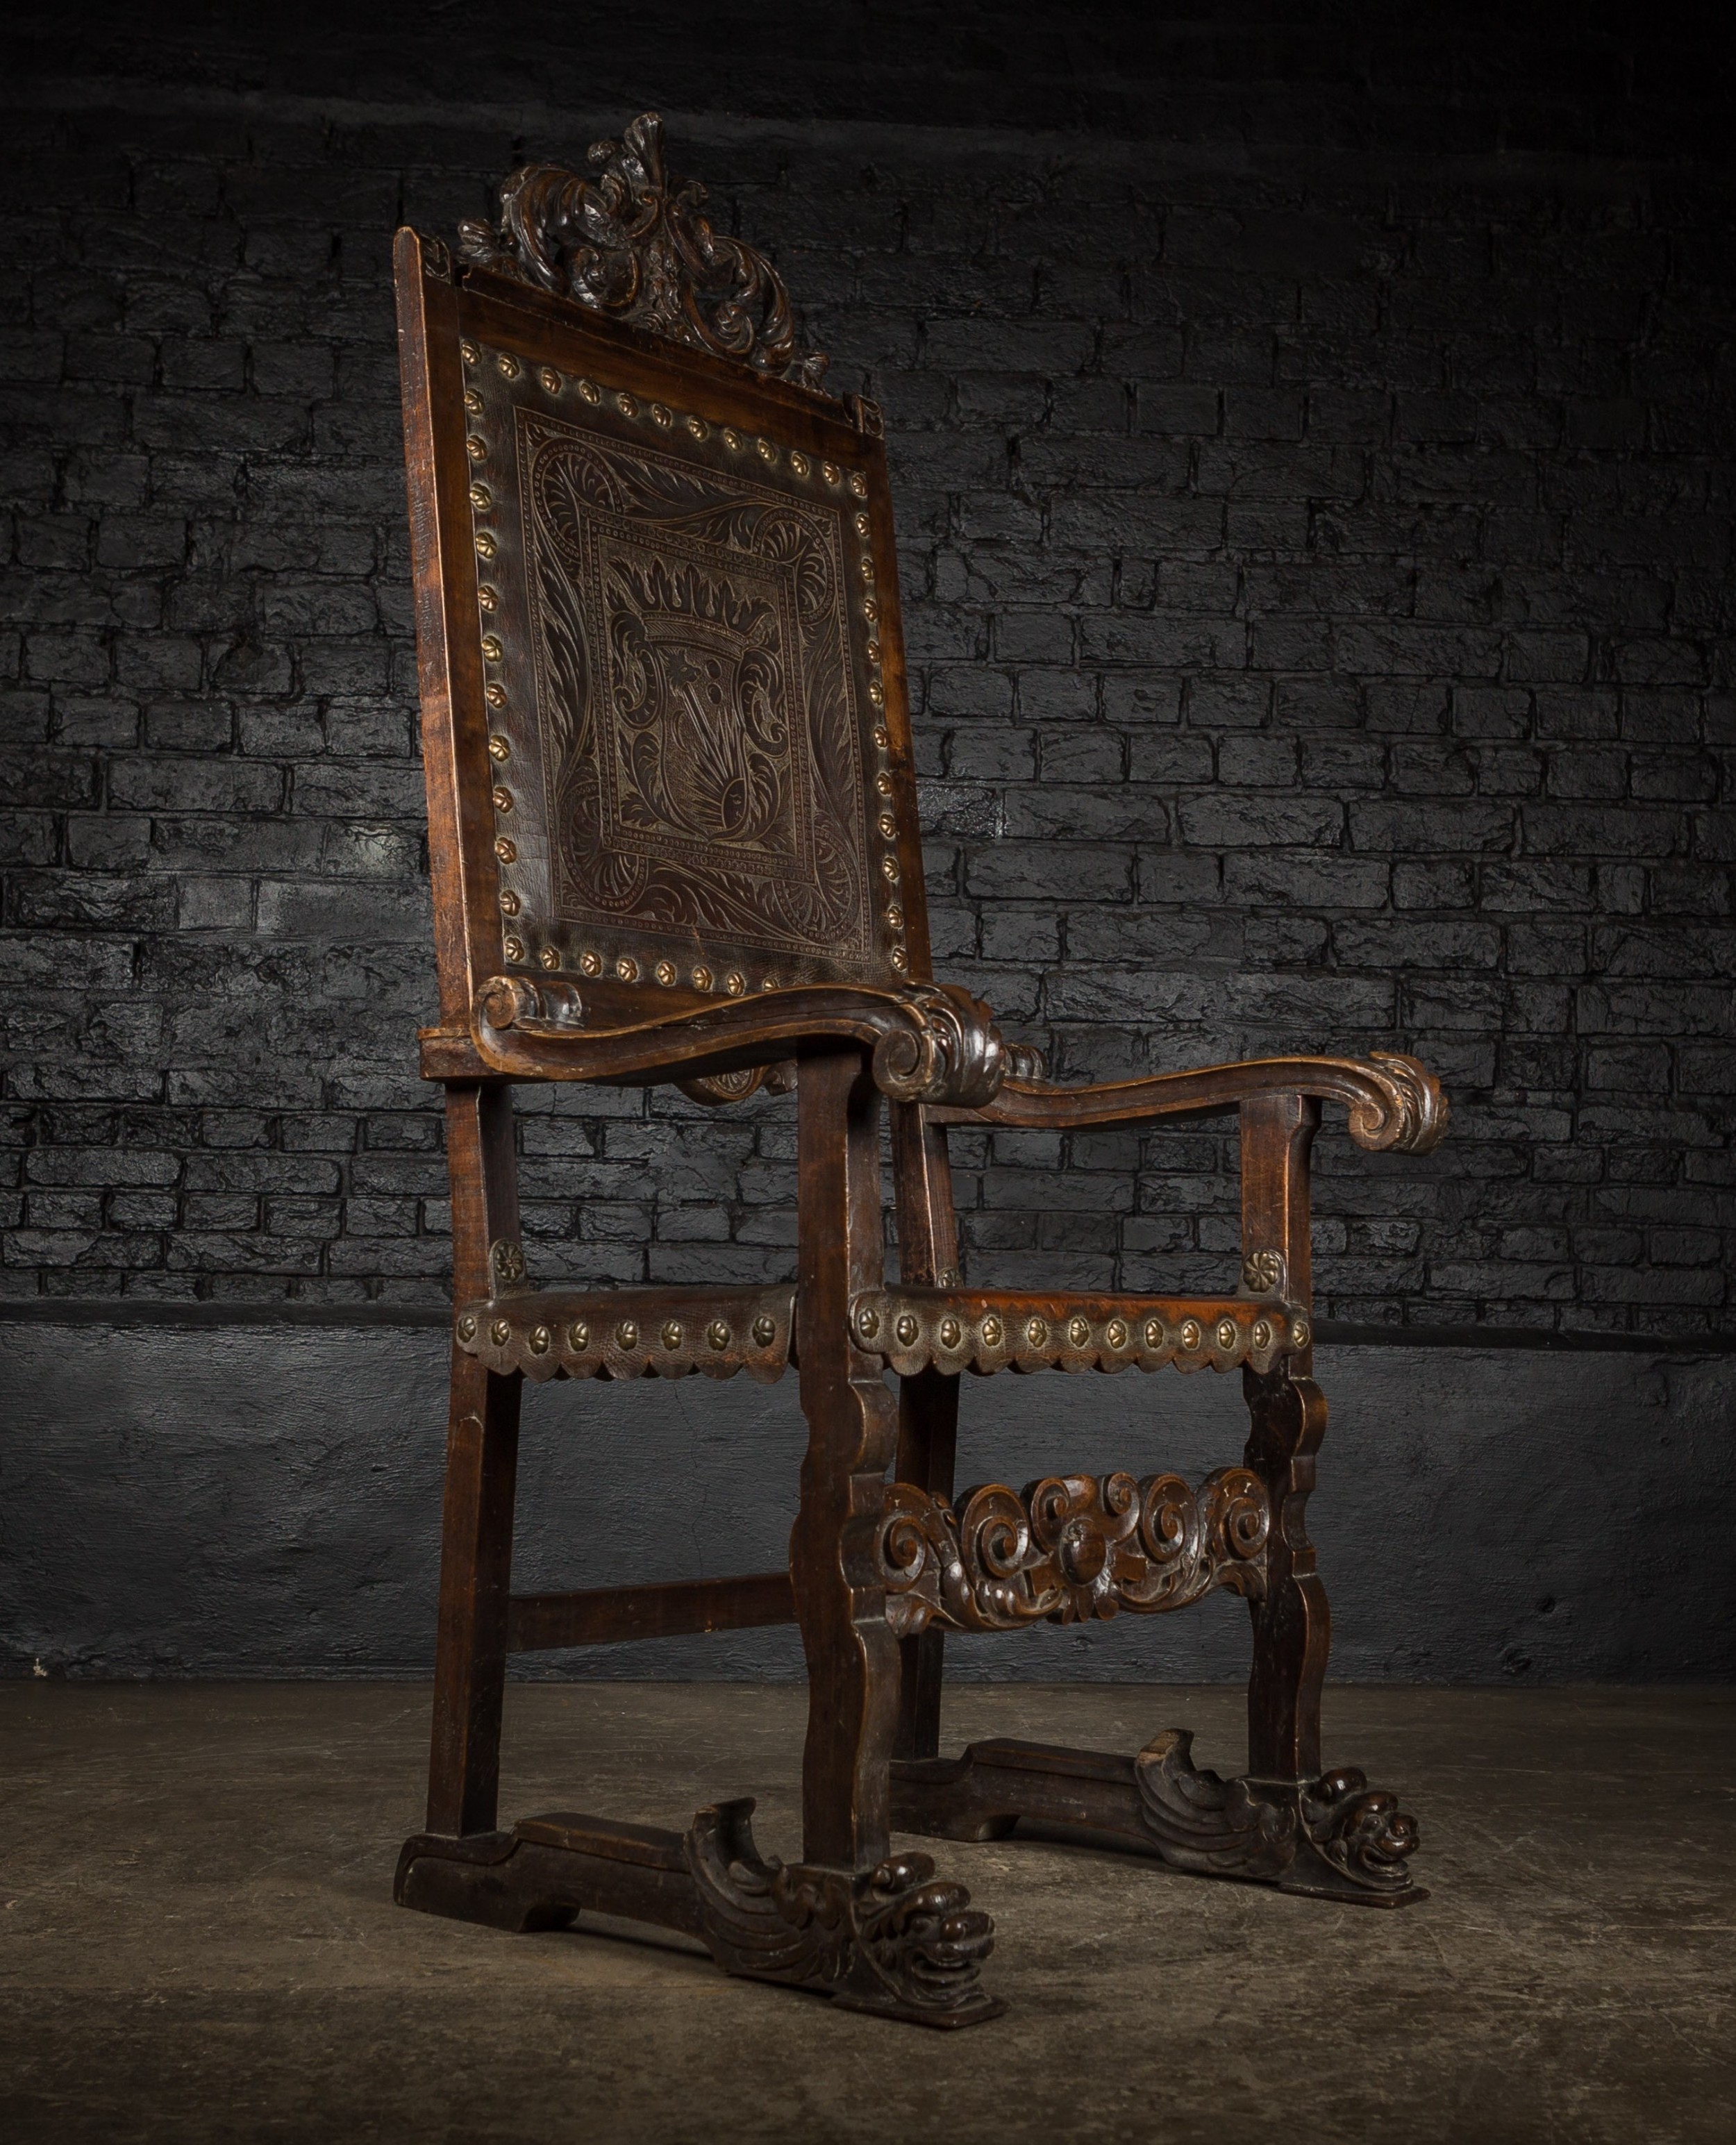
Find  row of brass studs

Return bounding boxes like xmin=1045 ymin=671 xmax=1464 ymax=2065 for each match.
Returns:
xmin=853 ymin=1304 xmax=1311 ymax=1357
xmin=460 ymin=334 xmax=878 ymax=990
xmin=457 ymin=1310 xmax=780 ymax=1353
xmin=851 ymin=503 xmax=904 ymax=974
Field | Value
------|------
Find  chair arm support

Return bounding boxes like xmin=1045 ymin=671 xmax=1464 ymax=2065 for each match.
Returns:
xmin=928 ymin=1051 xmax=1449 ymax=1155
xmin=431 ymin=974 xmax=1016 ymax=1108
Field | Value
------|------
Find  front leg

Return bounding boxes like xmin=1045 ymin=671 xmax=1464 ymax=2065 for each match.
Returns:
xmin=792 ymin=1043 xmax=905 ymax=1872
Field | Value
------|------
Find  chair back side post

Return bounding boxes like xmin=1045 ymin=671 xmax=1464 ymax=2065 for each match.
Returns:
xmin=392 ymin=221 xmax=932 ymax=1061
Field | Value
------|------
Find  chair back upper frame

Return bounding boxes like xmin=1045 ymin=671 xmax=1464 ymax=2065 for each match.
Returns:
xmin=395 ymin=231 xmax=933 ymax=1077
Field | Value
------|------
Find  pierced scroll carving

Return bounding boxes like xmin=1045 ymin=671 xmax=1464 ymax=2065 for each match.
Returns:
xmin=1346 ymin=1052 xmax=1449 ymax=1155
xmin=1133 ymin=1730 xmax=1421 ymax=1898
xmin=851 ymin=1288 xmax=1307 ymax=1376
xmin=686 ymin=1799 xmax=1003 ymax=2028
xmin=878 ymin=1469 xmax=1269 ymax=1638
xmin=457 ymin=112 xmax=829 ymax=391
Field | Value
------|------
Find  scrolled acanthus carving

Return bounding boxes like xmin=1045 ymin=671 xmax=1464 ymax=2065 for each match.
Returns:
xmin=878 ymin=1469 xmax=1269 ymax=1638
xmin=457 ymin=112 xmax=829 ymax=392
xmin=686 ymin=1799 xmax=1002 ymax=2026
xmin=474 ymin=973 xmax=585 ymax=1037
xmin=1345 ymin=1052 xmax=1449 ymax=1155
xmin=1133 ymin=1730 xmax=1421 ymax=1896
xmin=872 ymin=983 xmax=1008 ymax=1109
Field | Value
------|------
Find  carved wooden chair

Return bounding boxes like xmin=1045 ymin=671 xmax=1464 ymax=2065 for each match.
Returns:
xmin=391 ymin=113 xmax=1448 ymax=2028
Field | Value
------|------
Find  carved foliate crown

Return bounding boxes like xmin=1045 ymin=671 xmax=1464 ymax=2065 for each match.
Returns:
xmin=457 ymin=111 xmax=830 ymax=392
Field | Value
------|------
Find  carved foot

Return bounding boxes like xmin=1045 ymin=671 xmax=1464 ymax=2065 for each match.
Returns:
xmin=890 ymin=1735 xmax=1426 ymax=1908
xmin=1134 ymin=1730 xmax=1423 ymax=1903
xmin=397 ymin=1802 xmax=1004 ymax=2027
xmin=688 ymin=1801 xmax=1003 ymax=2026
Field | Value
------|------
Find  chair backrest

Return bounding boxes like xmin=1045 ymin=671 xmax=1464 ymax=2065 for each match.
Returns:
xmin=394 ymin=114 xmax=930 ymax=1052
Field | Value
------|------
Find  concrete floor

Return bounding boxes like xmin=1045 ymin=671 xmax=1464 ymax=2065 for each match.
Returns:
xmin=1 ymin=1684 xmax=1732 ymax=2143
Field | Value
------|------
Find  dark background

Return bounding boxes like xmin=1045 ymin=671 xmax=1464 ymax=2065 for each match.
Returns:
xmin=3 ymin=1 xmax=1735 ymax=1335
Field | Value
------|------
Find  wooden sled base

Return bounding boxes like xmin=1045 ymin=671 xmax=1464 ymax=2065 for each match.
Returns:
xmin=891 ymin=1732 xmax=1426 ymax=1908
xmin=394 ymin=1731 xmax=1424 ymax=2030
xmin=394 ymin=1800 xmax=1006 ymax=2028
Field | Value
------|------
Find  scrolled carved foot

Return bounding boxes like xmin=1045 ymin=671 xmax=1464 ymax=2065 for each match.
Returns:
xmin=1134 ymin=1730 xmax=1424 ymax=1904
xmin=687 ymin=1801 xmax=1004 ymax=2027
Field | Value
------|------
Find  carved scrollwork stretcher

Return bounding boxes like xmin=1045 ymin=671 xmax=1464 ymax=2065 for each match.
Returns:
xmin=456 ymin=1285 xmax=794 ymax=1383
xmin=457 ymin=112 xmax=830 ymax=391
xmin=878 ymin=1469 xmax=1270 ymax=1637
xmin=849 ymin=1288 xmax=1309 ymax=1377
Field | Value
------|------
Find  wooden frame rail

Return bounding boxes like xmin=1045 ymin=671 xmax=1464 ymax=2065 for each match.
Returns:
xmin=507 ymin=1573 xmax=796 ymax=1652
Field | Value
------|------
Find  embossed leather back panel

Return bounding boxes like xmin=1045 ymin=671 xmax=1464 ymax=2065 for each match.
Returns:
xmin=454 ymin=314 xmax=915 ymax=1001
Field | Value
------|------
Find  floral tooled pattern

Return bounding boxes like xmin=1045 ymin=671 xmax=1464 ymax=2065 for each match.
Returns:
xmin=522 ymin=422 xmax=874 ymax=968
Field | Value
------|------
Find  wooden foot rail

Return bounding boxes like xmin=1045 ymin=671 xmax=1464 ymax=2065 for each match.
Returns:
xmin=507 ymin=1572 xmax=796 ymax=1651
xmin=890 ymin=1736 xmax=1425 ymax=1908
xmin=397 ymin=1803 xmax=1005 ymax=2028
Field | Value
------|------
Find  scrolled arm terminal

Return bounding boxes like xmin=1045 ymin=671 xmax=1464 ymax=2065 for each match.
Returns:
xmin=1341 ymin=1052 xmax=1448 ymax=1155
xmin=933 ymin=1050 xmax=1448 ymax=1156
xmin=870 ymin=983 xmax=1009 ymax=1110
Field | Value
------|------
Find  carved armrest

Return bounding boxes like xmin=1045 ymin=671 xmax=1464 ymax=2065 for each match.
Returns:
xmin=929 ymin=1053 xmax=1448 ymax=1156
xmin=426 ymin=974 xmax=1019 ymax=1108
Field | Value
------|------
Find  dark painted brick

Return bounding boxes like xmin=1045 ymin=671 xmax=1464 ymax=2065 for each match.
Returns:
xmin=0 ymin=23 xmax=1730 ymax=1330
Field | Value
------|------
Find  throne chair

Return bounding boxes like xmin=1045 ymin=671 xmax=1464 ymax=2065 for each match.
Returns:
xmin=390 ymin=112 xmax=1447 ymax=2028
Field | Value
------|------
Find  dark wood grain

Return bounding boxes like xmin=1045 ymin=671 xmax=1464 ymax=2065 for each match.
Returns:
xmin=426 ymin=1083 xmax=522 ymax=1837
xmin=508 ymin=1573 xmax=794 ymax=1651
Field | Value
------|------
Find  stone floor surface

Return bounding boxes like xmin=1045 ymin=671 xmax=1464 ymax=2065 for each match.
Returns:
xmin=1 ymin=1682 xmax=1732 ymax=2143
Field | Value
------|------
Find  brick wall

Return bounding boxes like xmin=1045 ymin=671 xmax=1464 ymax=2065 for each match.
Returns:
xmin=3 ymin=5 xmax=1733 ymax=1330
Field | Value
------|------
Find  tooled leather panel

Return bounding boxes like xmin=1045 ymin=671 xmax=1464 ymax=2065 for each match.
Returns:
xmin=462 ymin=340 xmax=910 ymax=997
